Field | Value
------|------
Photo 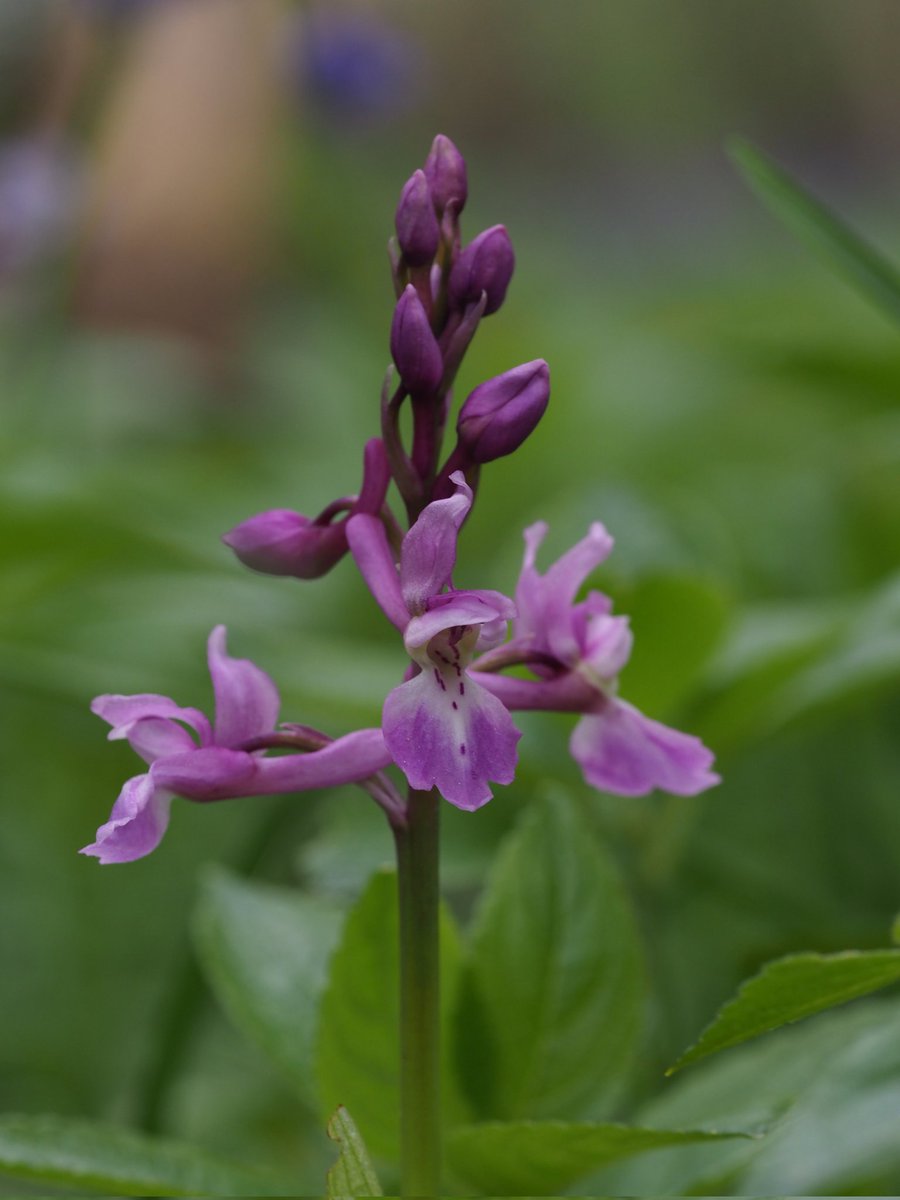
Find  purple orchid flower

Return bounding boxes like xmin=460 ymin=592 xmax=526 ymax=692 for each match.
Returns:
xmin=82 ymin=626 xmax=391 ymax=863
xmin=473 ymin=522 xmax=720 ymax=798
xmin=347 ymin=473 xmax=520 ymax=811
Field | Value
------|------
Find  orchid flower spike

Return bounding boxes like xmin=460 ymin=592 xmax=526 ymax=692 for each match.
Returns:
xmin=347 ymin=472 xmax=520 ymax=810
xmin=82 ymin=627 xmax=391 ymax=863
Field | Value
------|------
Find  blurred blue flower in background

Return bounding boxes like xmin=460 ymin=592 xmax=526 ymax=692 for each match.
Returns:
xmin=0 ymin=136 xmax=78 ymax=288
xmin=292 ymin=7 xmax=423 ymax=122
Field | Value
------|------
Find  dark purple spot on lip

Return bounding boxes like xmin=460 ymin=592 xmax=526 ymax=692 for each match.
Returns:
xmin=433 ymin=668 xmax=446 ymax=691
xmin=459 ymin=743 xmax=466 ymax=755
xmin=458 ymin=681 xmax=465 ymax=695
xmin=451 ymin=701 xmax=458 ymax=710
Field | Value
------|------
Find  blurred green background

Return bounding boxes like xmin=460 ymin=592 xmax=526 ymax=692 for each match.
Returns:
xmin=1 ymin=0 xmax=899 ymax=1193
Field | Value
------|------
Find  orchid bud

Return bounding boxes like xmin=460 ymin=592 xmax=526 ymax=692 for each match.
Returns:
xmin=390 ymin=284 xmax=443 ymax=394
xmin=448 ymin=224 xmax=515 ymax=315
xmin=423 ymin=134 xmax=467 ymax=215
xmin=457 ymin=359 xmax=550 ymax=462
xmin=222 ymin=439 xmax=389 ymax=580
xmin=222 ymin=510 xmax=348 ymax=579
xmin=395 ymin=169 xmax=440 ymax=267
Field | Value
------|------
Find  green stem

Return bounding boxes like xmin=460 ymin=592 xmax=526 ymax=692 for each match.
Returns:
xmin=393 ymin=787 xmax=441 ymax=1197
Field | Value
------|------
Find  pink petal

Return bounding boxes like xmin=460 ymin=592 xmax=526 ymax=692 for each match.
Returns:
xmin=150 ymin=746 xmax=258 ymax=800
xmin=346 ymin=513 xmax=408 ymax=630
xmin=580 ymin=614 xmax=633 ymax=680
xmin=570 ymin=699 xmax=720 ymax=797
xmin=515 ymin=521 xmax=614 ymax=665
xmin=405 ymin=589 xmax=515 ymax=654
xmin=207 ymin=626 xmax=280 ymax=748
xmin=114 ymin=717 xmax=198 ymax=764
xmin=253 ymin=727 xmax=393 ymax=792
xmin=152 ymin=730 xmax=393 ymax=800
xmin=80 ymin=774 xmax=173 ymax=864
xmin=383 ymin=669 xmax=521 ymax=811
xmin=399 ymin=472 xmax=472 ymax=611
xmin=91 ymin=693 xmax=211 ymax=748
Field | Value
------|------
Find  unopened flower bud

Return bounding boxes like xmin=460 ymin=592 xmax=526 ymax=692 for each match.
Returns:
xmin=223 ymin=441 xmax=390 ymax=580
xmin=390 ymin=284 xmax=443 ymax=394
xmin=457 ymin=359 xmax=550 ymax=462
xmin=395 ymin=169 xmax=440 ymax=267
xmin=222 ymin=510 xmax=348 ymax=579
xmin=423 ymin=134 xmax=467 ymax=215
xmin=448 ymin=224 xmax=515 ymax=315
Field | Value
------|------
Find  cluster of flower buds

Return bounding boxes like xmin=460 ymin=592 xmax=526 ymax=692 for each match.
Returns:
xmin=385 ymin=135 xmax=544 ymax=519
xmin=84 ymin=134 xmax=718 ymax=865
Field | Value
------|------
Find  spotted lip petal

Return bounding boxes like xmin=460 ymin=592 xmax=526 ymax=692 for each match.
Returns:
xmin=207 ymin=625 xmax=280 ymax=748
xmin=570 ymin=698 xmax=720 ymax=797
xmin=383 ymin=670 xmax=520 ymax=811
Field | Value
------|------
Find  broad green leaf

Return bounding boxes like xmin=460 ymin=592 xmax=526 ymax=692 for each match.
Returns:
xmin=315 ymin=867 xmax=465 ymax=1164
xmin=458 ymin=789 xmax=644 ymax=1120
xmin=729 ymin=136 xmax=900 ymax=325
xmin=192 ymin=867 xmax=344 ymax=1104
xmin=596 ymin=996 xmax=900 ymax=1196
xmin=670 ymin=949 xmax=900 ymax=1073
xmin=0 ymin=1113 xmax=289 ymax=1196
xmin=447 ymin=1118 xmax=758 ymax=1195
xmin=326 ymin=1106 xmax=383 ymax=1198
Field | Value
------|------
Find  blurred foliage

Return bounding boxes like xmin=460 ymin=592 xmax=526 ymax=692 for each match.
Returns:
xmin=1 ymin=0 xmax=900 ymax=1194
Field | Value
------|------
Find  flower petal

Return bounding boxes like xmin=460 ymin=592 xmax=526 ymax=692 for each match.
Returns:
xmin=346 ymin=513 xmax=408 ymax=630
xmin=253 ymin=728 xmax=394 ymax=792
xmin=580 ymin=614 xmax=633 ymax=681
xmin=150 ymin=747 xmax=258 ymax=801
xmin=405 ymin=589 xmax=515 ymax=653
xmin=383 ymin=669 xmax=521 ymax=811
xmin=515 ymin=521 xmax=614 ymax=665
xmin=208 ymin=626 xmax=280 ymax=748
xmin=115 ymin=716 xmax=198 ymax=764
xmin=570 ymin=698 xmax=720 ymax=797
xmin=92 ymin=693 xmax=211 ymax=748
xmin=80 ymin=774 xmax=173 ymax=864
xmin=400 ymin=472 xmax=472 ymax=611
xmin=153 ymin=730 xmax=393 ymax=800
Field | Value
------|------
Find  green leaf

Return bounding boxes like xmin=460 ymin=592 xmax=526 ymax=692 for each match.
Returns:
xmin=315 ymin=867 xmax=465 ymax=1164
xmin=0 ymin=1113 xmax=290 ymax=1196
xmin=670 ymin=949 xmax=900 ymax=1073
xmin=192 ymin=867 xmax=344 ymax=1104
xmin=599 ymin=996 xmax=900 ymax=1196
xmin=458 ymin=789 xmax=644 ymax=1120
xmin=728 ymin=136 xmax=900 ymax=325
xmin=326 ymin=1106 xmax=383 ymax=1198
xmin=447 ymin=1119 xmax=758 ymax=1195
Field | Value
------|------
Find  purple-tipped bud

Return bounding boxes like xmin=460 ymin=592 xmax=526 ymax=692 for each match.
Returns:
xmin=423 ymin=134 xmax=468 ymax=215
xmin=223 ymin=440 xmax=390 ymax=580
xmin=390 ymin=284 xmax=443 ymax=394
xmin=395 ymin=170 xmax=440 ymax=267
xmin=457 ymin=359 xmax=550 ymax=462
xmin=448 ymin=224 xmax=515 ymax=316
xmin=222 ymin=510 xmax=348 ymax=579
